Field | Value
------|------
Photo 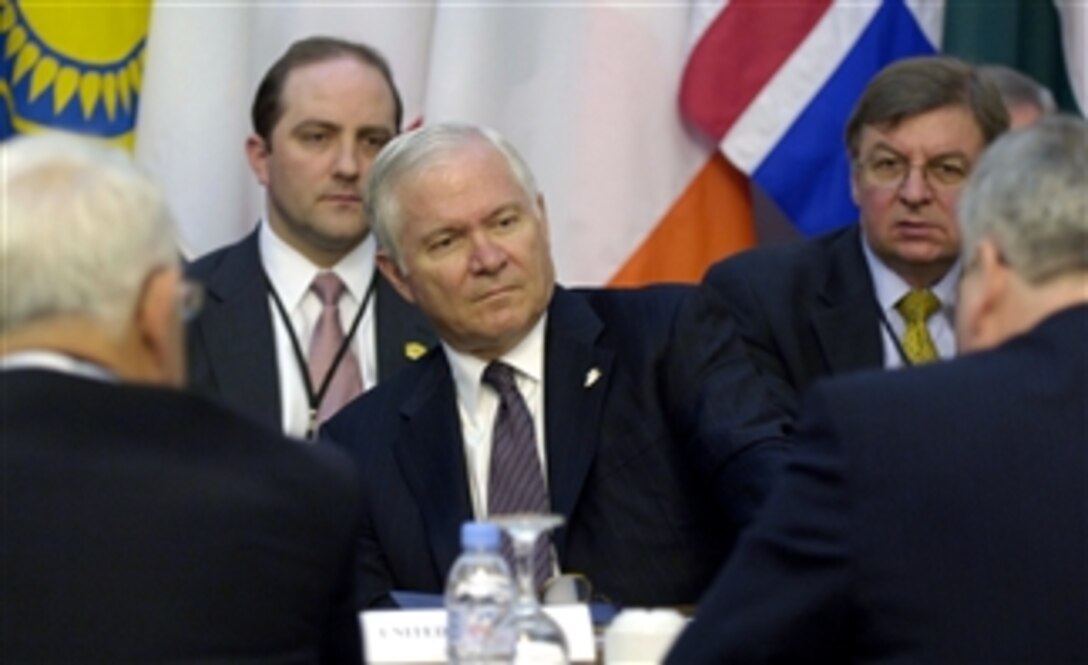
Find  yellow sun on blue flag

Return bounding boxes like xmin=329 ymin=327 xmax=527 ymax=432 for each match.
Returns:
xmin=0 ymin=0 xmax=150 ymax=149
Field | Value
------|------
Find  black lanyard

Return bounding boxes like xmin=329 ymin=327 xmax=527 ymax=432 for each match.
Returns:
xmin=877 ymin=305 xmax=916 ymax=368
xmin=263 ymin=270 xmax=377 ymax=438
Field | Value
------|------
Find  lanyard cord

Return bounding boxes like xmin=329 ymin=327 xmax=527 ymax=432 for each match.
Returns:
xmin=263 ymin=270 xmax=377 ymax=435
xmin=876 ymin=304 xmax=915 ymax=368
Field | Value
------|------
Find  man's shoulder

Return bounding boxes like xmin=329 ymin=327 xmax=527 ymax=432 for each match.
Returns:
xmin=568 ymin=282 xmax=692 ymax=318
xmin=186 ymin=231 xmax=260 ymax=281
xmin=5 ymin=371 xmax=356 ymax=494
xmin=325 ymin=348 xmax=448 ymax=438
xmin=706 ymin=225 xmax=859 ymax=284
xmin=805 ymin=346 xmax=1010 ymax=441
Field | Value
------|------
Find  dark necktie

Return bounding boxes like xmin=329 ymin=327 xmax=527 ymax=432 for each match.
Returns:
xmin=895 ymin=288 xmax=941 ymax=364
xmin=308 ymin=272 xmax=363 ymax=427
xmin=484 ymin=361 xmax=553 ymax=591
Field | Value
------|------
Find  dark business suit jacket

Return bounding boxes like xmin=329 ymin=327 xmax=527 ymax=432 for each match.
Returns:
xmin=668 ymin=305 xmax=1088 ymax=664
xmin=186 ymin=229 xmax=435 ymax=430
xmin=1 ymin=370 xmax=363 ymax=664
xmin=324 ymin=285 xmax=788 ymax=609
xmin=703 ymin=224 xmax=883 ymax=420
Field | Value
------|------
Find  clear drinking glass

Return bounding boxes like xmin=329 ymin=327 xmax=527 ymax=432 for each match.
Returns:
xmin=485 ymin=512 xmax=569 ymax=664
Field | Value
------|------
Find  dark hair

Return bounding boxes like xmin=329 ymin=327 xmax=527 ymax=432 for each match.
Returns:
xmin=251 ymin=36 xmax=403 ymax=145
xmin=845 ymin=56 xmax=1009 ymax=158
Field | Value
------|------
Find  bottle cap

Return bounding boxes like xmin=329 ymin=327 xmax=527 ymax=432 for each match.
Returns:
xmin=461 ymin=521 xmax=501 ymax=549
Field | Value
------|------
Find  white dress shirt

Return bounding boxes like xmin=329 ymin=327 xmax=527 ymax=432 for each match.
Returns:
xmin=861 ymin=233 xmax=959 ymax=369
xmin=0 ymin=350 xmax=116 ymax=382
xmin=444 ymin=315 xmax=548 ymax=521
xmin=259 ymin=221 xmax=377 ymax=438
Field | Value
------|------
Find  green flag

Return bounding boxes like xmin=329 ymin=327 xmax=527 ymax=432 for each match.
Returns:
xmin=943 ymin=0 xmax=1083 ymax=115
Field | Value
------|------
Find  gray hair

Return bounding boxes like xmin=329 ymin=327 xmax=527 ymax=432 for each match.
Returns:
xmin=365 ymin=122 xmax=539 ymax=268
xmin=957 ymin=115 xmax=1088 ymax=285
xmin=978 ymin=64 xmax=1057 ymax=117
xmin=1 ymin=132 xmax=179 ymax=337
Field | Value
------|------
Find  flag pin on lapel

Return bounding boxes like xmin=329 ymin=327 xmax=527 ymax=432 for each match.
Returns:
xmin=404 ymin=341 xmax=428 ymax=361
xmin=584 ymin=367 xmax=601 ymax=388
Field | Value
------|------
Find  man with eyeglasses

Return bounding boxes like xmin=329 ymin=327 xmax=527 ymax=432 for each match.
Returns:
xmin=701 ymin=56 xmax=1009 ymax=421
xmin=1 ymin=133 xmax=362 ymax=663
xmin=668 ymin=113 xmax=1088 ymax=665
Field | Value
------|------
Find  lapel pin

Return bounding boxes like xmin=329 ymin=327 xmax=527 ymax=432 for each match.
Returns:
xmin=584 ymin=367 xmax=601 ymax=388
xmin=404 ymin=341 xmax=428 ymax=361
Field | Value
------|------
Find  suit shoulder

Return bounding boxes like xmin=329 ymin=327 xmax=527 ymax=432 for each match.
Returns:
xmin=324 ymin=350 xmax=444 ymax=440
xmin=575 ymin=283 xmax=692 ymax=316
xmin=705 ymin=226 xmax=856 ymax=290
xmin=186 ymin=235 xmax=254 ymax=280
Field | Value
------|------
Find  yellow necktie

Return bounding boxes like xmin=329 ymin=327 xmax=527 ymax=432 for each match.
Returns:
xmin=895 ymin=289 xmax=941 ymax=365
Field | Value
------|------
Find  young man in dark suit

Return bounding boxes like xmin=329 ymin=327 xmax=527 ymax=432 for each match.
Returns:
xmin=186 ymin=37 xmax=434 ymax=439
xmin=668 ymin=115 xmax=1088 ymax=663
xmin=323 ymin=123 xmax=789 ymax=609
xmin=1 ymin=133 xmax=362 ymax=663
xmin=704 ymin=56 xmax=1009 ymax=420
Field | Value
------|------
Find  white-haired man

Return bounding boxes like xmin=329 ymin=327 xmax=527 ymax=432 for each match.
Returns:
xmin=668 ymin=115 xmax=1088 ymax=663
xmin=323 ymin=123 xmax=789 ymax=609
xmin=1 ymin=133 xmax=362 ymax=663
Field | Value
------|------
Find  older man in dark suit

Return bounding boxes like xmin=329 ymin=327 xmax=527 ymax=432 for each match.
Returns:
xmin=1 ymin=134 xmax=362 ymax=662
xmin=667 ymin=116 xmax=1088 ymax=663
xmin=323 ymin=123 xmax=788 ymax=609
xmin=187 ymin=37 xmax=434 ymax=440
xmin=704 ymin=57 xmax=1009 ymax=420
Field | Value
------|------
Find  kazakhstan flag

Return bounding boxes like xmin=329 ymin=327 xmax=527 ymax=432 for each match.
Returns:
xmin=0 ymin=0 xmax=150 ymax=149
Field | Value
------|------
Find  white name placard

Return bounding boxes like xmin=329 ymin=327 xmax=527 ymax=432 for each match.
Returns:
xmin=361 ymin=604 xmax=595 ymax=664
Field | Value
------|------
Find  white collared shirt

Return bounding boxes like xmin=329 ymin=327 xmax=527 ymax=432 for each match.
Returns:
xmin=861 ymin=233 xmax=959 ymax=369
xmin=259 ymin=221 xmax=377 ymax=438
xmin=444 ymin=315 xmax=548 ymax=520
xmin=0 ymin=350 xmax=116 ymax=382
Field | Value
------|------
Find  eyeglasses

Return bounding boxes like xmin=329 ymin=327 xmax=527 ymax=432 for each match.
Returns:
xmin=858 ymin=152 xmax=972 ymax=191
xmin=178 ymin=279 xmax=205 ymax=322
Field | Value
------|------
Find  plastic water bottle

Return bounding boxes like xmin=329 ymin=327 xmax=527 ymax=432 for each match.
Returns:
xmin=446 ymin=521 xmax=515 ymax=664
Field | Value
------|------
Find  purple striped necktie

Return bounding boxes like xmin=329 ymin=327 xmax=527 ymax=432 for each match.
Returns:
xmin=484 ymin=361 xmax=553 ymax=592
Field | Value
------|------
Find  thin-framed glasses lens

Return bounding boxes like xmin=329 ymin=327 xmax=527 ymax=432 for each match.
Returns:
xmin=861 ymin=154 xmax=970 ymax=189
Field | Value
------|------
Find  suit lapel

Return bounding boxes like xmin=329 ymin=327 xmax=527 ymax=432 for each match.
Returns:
xmin=374 ymin=273 xmax=436 ymax=381
xmin=812 ymin=226 xmax=884 ymax=374
xmin=542 ymin=289 xmax=614 ymax=559
xmin=392 ymin=354 xmax=473 ymax=582
xmin=195 ymin=230 xmax=281 ymax=428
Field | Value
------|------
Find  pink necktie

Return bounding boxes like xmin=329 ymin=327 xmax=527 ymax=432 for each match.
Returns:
xmin=308 ymin=273 xmax=363 ymax=428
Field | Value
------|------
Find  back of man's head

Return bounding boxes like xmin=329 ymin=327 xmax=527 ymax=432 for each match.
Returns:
xmin=1 ymin=133 xmax=178 ymax=342
xmin=954 ymin=115 xmax=1088 ymax=351
xmin=978 ymin=64 xmax=1056 ymax=129
xmin=959 ymin=115 xmax=1087 ymax=285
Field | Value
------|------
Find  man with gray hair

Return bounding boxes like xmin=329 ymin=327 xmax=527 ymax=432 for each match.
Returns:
xmin=979 ymin=63 xmax=1056 ymax=129
xmin=324 ymin=122 xmax=788 ymax=609
xmin=667 ymin=115 xmax=1088 ymax=663
xmin=1 ymin=133 xmax=362 ymax=663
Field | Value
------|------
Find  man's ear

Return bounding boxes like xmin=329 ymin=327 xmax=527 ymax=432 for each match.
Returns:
xmin=376 ymin=251 xmax=416 ymax=304
xmin=975 ymin=239 xmax=1011 ymax=309
xmin=536 ymin=193 xmax=551 ymax=239
xmin=960 ymin=238 xmax=1012 ymax=352
xmin=135 ymin=268 xmax=185 ymax=387
xmin=245 ymin=133 xmax=271 ymax=187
